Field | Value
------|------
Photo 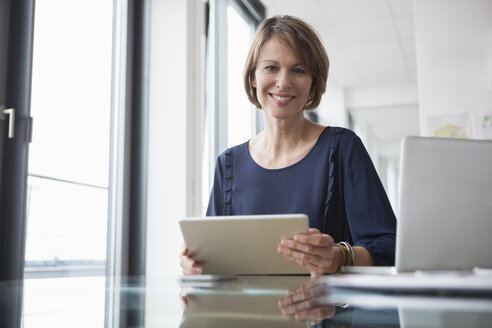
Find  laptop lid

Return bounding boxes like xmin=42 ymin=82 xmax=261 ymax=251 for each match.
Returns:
xmin=396 ymin=136 xmax=492 ymax=272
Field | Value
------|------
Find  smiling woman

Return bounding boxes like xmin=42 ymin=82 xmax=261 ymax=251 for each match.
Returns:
xmin=244 ymin=15 xmax=329 ymax=112
xmin=251 ymin=38 xmax=313 ymax=121
xmin=180 ymin=15 xmax=397 ymax=277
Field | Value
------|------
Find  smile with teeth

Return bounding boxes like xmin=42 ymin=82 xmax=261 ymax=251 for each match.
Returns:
xmin=270 ymin=93 xmax=295 ymax=102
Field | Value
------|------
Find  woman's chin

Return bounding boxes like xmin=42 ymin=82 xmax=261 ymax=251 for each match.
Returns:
xmin=264 ymin=108 xmax=304 ymax=121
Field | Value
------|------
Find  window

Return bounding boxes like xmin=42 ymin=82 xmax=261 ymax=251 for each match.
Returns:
xmin=226 ymin=3 xmax=257 ymax=148
xmin=23 ymin=0 xmax=114 ymax=326
xmin=202 ymin=0 xmax=265 ymax=212
xmin=26 ymin=0 xmax=112 ymax=278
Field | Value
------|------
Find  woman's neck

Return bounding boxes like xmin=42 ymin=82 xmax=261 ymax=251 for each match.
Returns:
xmin=248 ymin=112 xmax=324 ymax=169
xmin=261 ymin=114 xmax=310 ymax=155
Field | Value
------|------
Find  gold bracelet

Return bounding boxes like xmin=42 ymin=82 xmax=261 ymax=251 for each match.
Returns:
xmin=338 ymin=242 xmax=354 ymax=266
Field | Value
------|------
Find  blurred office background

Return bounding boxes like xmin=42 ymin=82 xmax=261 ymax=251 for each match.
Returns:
xmin=1 ymin=0 xmax=490 ymax=326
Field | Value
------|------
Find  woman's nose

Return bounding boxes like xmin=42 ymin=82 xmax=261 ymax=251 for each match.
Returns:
xmin=275 ymin=70 xmax=291 ymax=89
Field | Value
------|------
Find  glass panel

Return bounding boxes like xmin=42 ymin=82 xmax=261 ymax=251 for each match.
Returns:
xmin=227 ymin=4 xmax=255 ymax=148
xmin=26 ymin=0 xmax=113 ymax=275
xmin=29 ymin=0 xmax=113 ymax=187
xmin=25 ymin=176 xmax=107 ymax=262
xmin=24 ymin=1 xmax=114 ymax=325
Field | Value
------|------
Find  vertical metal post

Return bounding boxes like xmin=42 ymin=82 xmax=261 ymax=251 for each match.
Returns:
xmin=0 ymin=1 xmax=35 ymax=328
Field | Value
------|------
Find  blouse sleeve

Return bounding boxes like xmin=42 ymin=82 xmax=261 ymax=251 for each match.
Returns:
xmin=341 ymin=133 xmax=397 ymax=266
xmin=206 ymin=153 xmax=225 ymax=216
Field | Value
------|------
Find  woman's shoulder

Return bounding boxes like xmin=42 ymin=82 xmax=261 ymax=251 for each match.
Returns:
xmin=316 ymin=126 xmax=367 ymax=161
xmin=215 ymin=140 xmax=249 ymax=163
xmin=319 ymin=125 xmax=358 ymax=144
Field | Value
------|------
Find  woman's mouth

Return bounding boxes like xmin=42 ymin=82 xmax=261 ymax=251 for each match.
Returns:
xmin=270 ymin=93 xmax=295 ymax=104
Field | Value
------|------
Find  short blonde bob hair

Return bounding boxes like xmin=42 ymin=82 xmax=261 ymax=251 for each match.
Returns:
xmin=244 ymin=15 xmax=329 ymax=110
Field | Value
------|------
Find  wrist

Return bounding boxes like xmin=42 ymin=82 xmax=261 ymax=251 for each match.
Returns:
xmin=332 ymin=242 xmax=355 ymax=274
xmin=331 ymin=244 xmax=344 ymax=273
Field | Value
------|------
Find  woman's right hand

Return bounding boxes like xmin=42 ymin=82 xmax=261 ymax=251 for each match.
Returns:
xmin=179 ymin=246 xmax=204 ymax=275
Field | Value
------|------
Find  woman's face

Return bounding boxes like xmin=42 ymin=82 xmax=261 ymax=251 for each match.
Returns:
xmin=252 ymin=37 xmax=312 ymax=120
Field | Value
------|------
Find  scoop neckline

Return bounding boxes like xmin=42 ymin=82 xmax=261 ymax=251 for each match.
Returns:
xmin=245 ymin=126 xmax=330 ymax=172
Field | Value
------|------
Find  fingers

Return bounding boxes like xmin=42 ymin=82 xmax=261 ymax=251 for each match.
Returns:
xmin=179 ymin=289 xmax=190 ymax=307
xmin=277 ymin=230 xmax=335 ymax=276
xmin=293 ymin=231 xmax=334 ymax=247
xmin=280 ymin=250 xmax=328 ymax=276
xmin=292 ymin=305 xmax=336 ymax=322
xmin=279 ymin=246 xmax=332 ymax=268
xmin=279 ymin=282 xmax=322 ymax=307
xmin=179 ymin=248 xmax=204 ymax=275
xmin=279 ymin=285 xmax=336 ymax=322
xmin=278 ymin=237 xmax=335 ymax=275
xmin=182 ymin=265 xmax=203 ymax=275
xmin=180 ymin=258 xmax=203 ymax=275
xmin=287 ymin=279 xmax=327 ymax=300
xmin=280 ymin=239 xmax=332 ymax=257
xmin=179 ymin=294 xmax=189 ymax=307
xmin=179 ymin=286 xmax=196 ymax=308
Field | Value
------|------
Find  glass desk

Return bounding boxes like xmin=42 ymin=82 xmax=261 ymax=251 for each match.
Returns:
xmin=2 ymin=274 xmax=492 ymax=327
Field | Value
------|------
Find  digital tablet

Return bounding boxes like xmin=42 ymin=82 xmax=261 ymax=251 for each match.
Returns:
xmin=179 ymin=214 xmax=310 ymax=275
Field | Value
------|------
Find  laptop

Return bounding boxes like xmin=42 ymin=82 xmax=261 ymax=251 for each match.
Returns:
xmin=344 ymin=136 xmax=492 ymax=274
xmin=179 ymin=214 xmax=310 ymax=275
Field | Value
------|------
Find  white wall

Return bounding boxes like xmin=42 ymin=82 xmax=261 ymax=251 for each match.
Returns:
xmin=146 ymin=0 xmax=204 ymax=278
xmin=317 ymin=82 xmax=348 ymax=128
xmin=346 ymin=84 xmax=418 ymax=109
xmin=147 ymin=0 xmax=186 ymax=281
xmin=415 ymin=0 xmax=492 ymax=139
xmin=146 ymin=0 xmax=205 ymax=325
xmin=345 ymin=84 xmax=419 ymax=214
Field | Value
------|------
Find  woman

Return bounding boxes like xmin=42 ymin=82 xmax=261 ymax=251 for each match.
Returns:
xmin=180 ymin=15 xmax=396 ymax=276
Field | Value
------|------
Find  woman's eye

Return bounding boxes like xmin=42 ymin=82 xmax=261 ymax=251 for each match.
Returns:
xmin=293 ymin=68 xmax=306 ymax=74
xmin=265 ymin=66 xmax=277 ymax=72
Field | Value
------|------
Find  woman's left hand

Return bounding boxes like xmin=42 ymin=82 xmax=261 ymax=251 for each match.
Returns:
xmin=278 ymin=277 xmax=336 ymax=323
xmin=277 ymin=228 xmax=340 ymax=276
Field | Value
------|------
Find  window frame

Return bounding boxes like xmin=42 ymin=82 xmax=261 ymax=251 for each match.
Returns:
xmin=204 ymin=0 xmax=265 ymax=198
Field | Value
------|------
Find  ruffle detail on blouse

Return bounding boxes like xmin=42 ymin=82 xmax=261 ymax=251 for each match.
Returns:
xmin=223 ymin=148 xmax=233 ymax=215
xmin=323 ymin=128 xmax=344 ymax=221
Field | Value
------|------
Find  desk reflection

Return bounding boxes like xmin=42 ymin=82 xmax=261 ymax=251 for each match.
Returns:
xmin=179 ymin=276 xmax=400 ymax=327
xmin=1 ymin=274 xmax=491 ymax=327
xmin=179 ymin=275 xmax=492 ymax=328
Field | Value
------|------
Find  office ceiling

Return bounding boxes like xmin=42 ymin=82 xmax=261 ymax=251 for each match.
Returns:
xmin=261 ymin=0 xmax=417 ymax=89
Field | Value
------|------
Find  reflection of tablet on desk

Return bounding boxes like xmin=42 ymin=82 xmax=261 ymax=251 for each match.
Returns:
xmin=179 ymin=214 xmax=309 ymax=275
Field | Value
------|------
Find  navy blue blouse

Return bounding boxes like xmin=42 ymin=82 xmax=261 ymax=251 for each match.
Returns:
xmin=206 ymin=126 xmax=397 ymax=266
